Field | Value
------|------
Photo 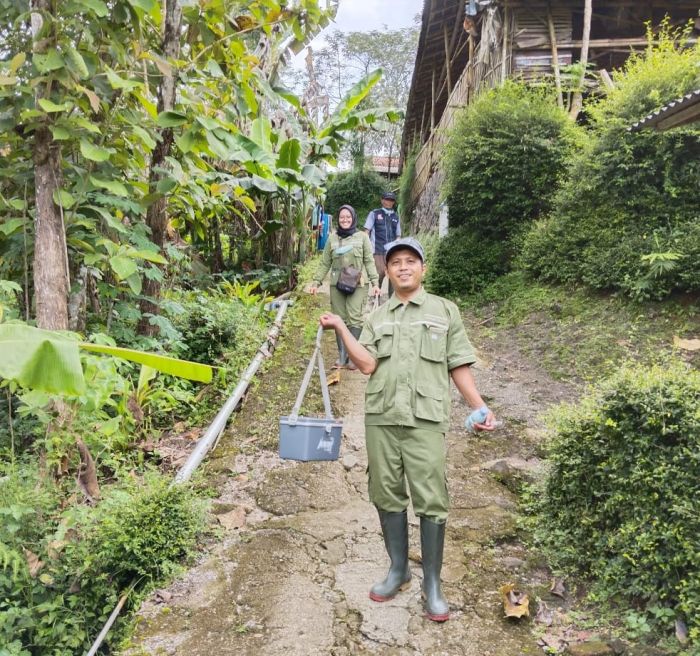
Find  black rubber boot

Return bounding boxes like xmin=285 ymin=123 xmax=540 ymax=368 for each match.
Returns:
xmin=420 ymin=517 xmax=449 ymax=622
xmin=369 ymin=509 xmax=412 ymax=601
xmin=334 ymin=333 xmax=348 ymax=368
xmin=347 ymin=326 xmax=362 ymax=370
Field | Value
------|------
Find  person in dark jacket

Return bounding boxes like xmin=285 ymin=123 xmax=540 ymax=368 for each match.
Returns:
xmin=364 ymin=191 xmax=401 ymax=294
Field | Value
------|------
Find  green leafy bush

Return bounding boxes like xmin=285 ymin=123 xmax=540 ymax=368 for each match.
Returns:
xmin=520 ymin=25 xmax=700 ymax=300
xmin=167 ymin=289 xmax=268 ymax=364
xmin=324 ymin=169 xmax=387 ymax=221
xmin=425 ymin=226 xmax=510 ymax=298
xmin=443 ymin=81 xmax=575 ymax=244
xmin=85 ymin=474 xmax=206 ymax=584
xmin=0 ymin=467 xmax=206 ymax=654
xmin=531 ymin=362 xmax=700 ymax=643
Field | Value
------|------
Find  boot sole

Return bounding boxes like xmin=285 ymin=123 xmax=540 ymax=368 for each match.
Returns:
xmin=425 ymin=611 xmax=450 ymax=622
xmin=369 ymin=580 xmax=411 ymax=602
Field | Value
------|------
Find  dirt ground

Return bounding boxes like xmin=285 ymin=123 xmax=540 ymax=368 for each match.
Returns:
xmin=123 ymin=288 xmax=579 ymax=656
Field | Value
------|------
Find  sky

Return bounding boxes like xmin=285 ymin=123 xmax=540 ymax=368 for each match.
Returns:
xmin=293 ymin=0 xmax=423 ymax=67
xmin=328 ymin=0 xmax=423 ymax=32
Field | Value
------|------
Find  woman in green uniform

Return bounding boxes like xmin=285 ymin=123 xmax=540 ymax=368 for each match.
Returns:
xmin=309 ymin=205 xmax=380 ymax=368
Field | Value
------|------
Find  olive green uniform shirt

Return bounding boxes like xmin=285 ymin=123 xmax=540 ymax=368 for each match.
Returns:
xmin=359 ymin=288 xmax=477 ymax=433
xmin=312 ymin=231 xmax=378 ymax=289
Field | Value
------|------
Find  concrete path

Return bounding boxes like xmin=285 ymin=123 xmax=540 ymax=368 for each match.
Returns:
xmin=125 ymin=295 xmax=552 ymax=656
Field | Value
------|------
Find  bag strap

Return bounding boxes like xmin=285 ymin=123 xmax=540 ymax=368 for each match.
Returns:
xmin=288 ymin=326 xmax=334 ymax=424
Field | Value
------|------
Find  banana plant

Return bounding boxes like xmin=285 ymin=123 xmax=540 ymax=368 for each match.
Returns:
xmin=0 ymin=323 xmax=213 ymax=396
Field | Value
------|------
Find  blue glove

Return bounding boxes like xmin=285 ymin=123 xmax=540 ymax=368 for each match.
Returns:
xmin=465 ymin=405 xmax=489 ymax=433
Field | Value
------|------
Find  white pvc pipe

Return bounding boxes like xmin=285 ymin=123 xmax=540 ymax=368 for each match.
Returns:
xmin=84 ymin=299 xmax=292 ymax=655
xmin=174 ymin=299 xmax=291 ymax=483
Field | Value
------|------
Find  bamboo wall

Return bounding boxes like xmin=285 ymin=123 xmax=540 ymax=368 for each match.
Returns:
xmin=410 ymin=5 xmax=515 ymax=226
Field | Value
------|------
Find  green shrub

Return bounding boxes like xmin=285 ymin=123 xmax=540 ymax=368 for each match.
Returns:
xmin=412 ymin=230 xmax=441 ymax=268
xmin=443 ymin=81 xmax=575 ymax=244
xmin=520 ymin=25 xmax=700 ymax=300
xmin=167 ymin=289 xmax=267 ymax=364
xmin=0 ymin=467 xmax=206 ymax=654
xmin=324 ymin=169 xmax=387 ymax=221
xmin=531 ymin=362 xmax=700 ymax=643
xmin=425 ymin=226 xmax=510 ymax=298
xmin=85 ymin=474 xmax=206 ymax=584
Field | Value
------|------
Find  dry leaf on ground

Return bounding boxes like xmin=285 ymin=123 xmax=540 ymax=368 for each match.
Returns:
xmin=673 ymin=336 xmax=700 ymax=351
xmin=500 ymin=583 xmax=530 ymax=618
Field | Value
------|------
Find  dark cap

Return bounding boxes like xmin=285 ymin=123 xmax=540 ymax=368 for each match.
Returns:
xmin=384 ymin=237 xmax=425 ymax=262
xmin=381 ymin=191 xmax=397 ymax=201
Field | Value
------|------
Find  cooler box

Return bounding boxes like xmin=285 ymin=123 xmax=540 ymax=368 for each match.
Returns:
xmin=279 ymin=416 xmax=342 ymax=461
xmin=279 ymin=326 xmax=343 ymax=462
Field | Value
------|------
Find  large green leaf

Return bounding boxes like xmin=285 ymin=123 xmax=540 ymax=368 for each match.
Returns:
xmin=0 ymin=325 xmax=214 ymax=393
xmin=65 ymin=47 xmax=89 ymax=79
xmin=156 ymin=111 xmax=188 ymax=128
xmin=109 ymin=255 xmax=138 ymax=280
xmin=319 ymin=69 xmax=383 ymax=139
xmin=38 ymin=98 xmax=73 ymax=113
xmin=250 ymin=117 xmax=273 ymax=153
xmin=80 ymin=139 xmax=112 ymax=162
xmin=301 ymin=164 xmax=325 ymax=188
xmin=75 ymin=0 xmax=109 ymax=17
xmin=232 ymin=134 xmax=274 ymax=165
xmin=250 ymin=175 xmax=279 ymax=193
xmin=79 ymin=344 xmax=213 ymax=383
xmin=0 ymin=325 xmax=85 ymax=395
xmin=0 ymin=219 xmax=26 ymax=236
xmin=33 ymin=50 xmax=64 ymax=73
xmin=90 ymin=176 xmax=128 ymax=197
xmin=276 ymin=139 xmax=301 ymax=171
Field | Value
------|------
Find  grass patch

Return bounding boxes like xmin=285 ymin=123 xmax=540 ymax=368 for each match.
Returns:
xmin=464 ymin=272 xmax=700 ymax=383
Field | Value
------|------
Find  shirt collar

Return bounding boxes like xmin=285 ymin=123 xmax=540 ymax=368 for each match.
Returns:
xmin=388 ymin=287 xmax=426 ymax=311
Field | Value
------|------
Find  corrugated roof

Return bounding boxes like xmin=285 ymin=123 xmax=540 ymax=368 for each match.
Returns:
xmin=630 ymin=89 xmax=700 ymax=131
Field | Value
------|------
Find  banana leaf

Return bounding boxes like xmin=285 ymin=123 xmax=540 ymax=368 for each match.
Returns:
xmin=79 ymin=343 xmax=213 ymax=383
xmin=0 ymin=324 xmax=214 ymax=395
xmin=0 ymin=324 xmax=85 ymax=395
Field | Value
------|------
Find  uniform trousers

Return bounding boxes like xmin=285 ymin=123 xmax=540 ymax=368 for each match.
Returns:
xmin=365 ymin=424 xmax=449 ymax=522
xmin=330 ymin=284 xmax=368 ymax=329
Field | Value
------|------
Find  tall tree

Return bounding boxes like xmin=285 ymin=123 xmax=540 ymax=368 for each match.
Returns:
xmin=296 ymin=23 xmax=419 ymax=162
xmin=31 ymin=0 xmax=69 ymax=329
xmin=138 ymin=0 xmax=182 ymax=336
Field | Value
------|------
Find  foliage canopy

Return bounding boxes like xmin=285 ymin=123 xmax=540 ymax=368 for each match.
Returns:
xmin=520 ymin=24 xmax=700 ymax=300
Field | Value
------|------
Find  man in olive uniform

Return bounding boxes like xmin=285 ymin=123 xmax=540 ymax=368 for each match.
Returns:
xmin=319 ymin=237 xmax=495 ymax=622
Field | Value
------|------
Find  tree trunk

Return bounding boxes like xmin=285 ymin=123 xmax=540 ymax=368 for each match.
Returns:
xmin=211 ymin=215 xmax=224 ymax=273
xmin=570 ymin=0 xmax=592 ymax=120
xmin=31 ymin=2 xmax=69 ymax=330
xmin=138 ymin=0 xmax=182 ymax=335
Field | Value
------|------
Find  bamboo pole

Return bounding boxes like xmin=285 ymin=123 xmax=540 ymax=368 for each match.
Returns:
xmin=570 ymin=0 xmax=592 ymax=120
xmin=444 ymin=25 xmax=452 ymax=95
xmin=500 ymin=6 xmax=509 ymax=83
xmin=548 ymin=7 xmax=564 ymax=109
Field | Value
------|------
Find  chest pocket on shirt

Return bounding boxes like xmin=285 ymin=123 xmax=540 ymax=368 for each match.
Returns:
xmin=420 ymin=324 xmax=447 ymax=362
xmin=375 ymin=324 xmax=394 ymax=359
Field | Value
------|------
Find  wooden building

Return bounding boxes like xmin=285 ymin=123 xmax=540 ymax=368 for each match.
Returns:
xmin=631 ymin=89 xmax=700 ymax=131
xmin=402 ymin=0 xmax=700 ymax=230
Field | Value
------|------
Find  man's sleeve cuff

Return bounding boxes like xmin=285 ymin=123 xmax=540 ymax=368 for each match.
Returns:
xmin=448 ymin=356 xmax=477 ymax=370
